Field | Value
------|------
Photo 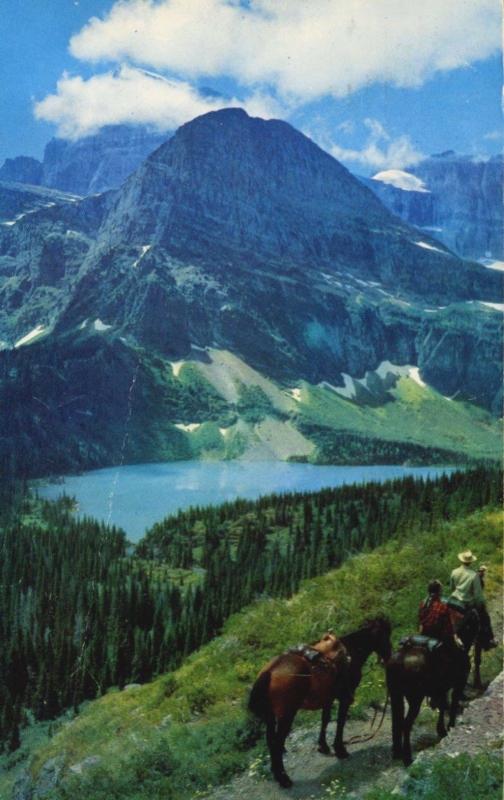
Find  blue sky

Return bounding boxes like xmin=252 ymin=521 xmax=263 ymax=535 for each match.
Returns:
xmin=1 ymin=0 xmax=501 ymax=174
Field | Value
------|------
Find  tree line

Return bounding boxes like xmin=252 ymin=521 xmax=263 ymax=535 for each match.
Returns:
xmin=0 ymin=467 xmax=501 ymax=751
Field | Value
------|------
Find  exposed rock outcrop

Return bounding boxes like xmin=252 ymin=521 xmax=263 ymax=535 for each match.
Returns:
xmin=0 ymin=109 xmax=501 ymax=477
xmin=365 ymin=152 xmax=503 ymax=261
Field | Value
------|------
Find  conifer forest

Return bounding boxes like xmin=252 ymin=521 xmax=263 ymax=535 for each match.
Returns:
xmin=1 ymin=467 xmax=501 ymax=752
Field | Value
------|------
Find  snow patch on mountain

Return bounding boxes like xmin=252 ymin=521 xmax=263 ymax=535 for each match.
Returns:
xmin=479 ymin=258 xmax=504 ymax=272
xmin=93 ymin=319 xmax=112 ymax=331
xmin=375 ymin=361 xmax=411 ymax=380
xmin=174 ymin=423 xmax=201 ymax=432
xmin=170 ymin=361 xmax=185 ymax=377
xmin=14 ymin=325 xmax=47 ymax=348
xmin=414 ymin=240 xmax=448 ymax=255
xmin=480 ymin=302 xmax=504 ymax=313
xmin=372 ymin=169 xmax=429 ymax=193
xmin=322 ymin=361 xmax=430 ymax=400
xmin=408 ymin=367 xmax=426 ymax=387
xmin=132 ymin=245 xmax=151 ymax=268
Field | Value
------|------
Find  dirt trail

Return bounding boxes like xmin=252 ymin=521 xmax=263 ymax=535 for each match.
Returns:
xmin=207 ymin=704 xmax=434 ymax=800
xmin=207 ymin=597 xmax=503 ymax=800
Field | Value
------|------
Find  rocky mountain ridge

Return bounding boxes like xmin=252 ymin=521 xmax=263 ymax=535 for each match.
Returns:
xmin=0 ymin=124 xmax=170 ymax=196
xmin=365 ymin=152 xmax=503 ymax=261
xmin=0 ymin=109 xmax=502 ymax=477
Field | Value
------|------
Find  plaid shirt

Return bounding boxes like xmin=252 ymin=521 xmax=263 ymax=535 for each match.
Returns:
xmin=419 ymin=596 xmax=454 ymax=640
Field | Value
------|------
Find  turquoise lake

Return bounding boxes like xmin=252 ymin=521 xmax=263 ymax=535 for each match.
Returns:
xmin=37 ymin=461 xmax=455 ymax=542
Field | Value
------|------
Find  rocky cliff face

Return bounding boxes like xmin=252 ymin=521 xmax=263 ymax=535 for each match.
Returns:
xmin=0 ymin=156 xmax=43 ymax=186
xmin=365 ymin=152 xmax=503 ymax=260
xmin=42 ymin=125 xmax=170 ymax=195
xmin=0 ymin=125 xmax=170 ymax=197
xmin=100 ymin=111 xmax=499 ymax=300
xmin=0 ymin=109 xmax=502 ymax=476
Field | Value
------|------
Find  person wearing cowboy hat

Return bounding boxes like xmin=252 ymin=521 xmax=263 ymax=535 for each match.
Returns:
xmin=450 ymin=550 xmax=497 ymax=649
xmin=449 ymin=550 xmax=483 ymax=606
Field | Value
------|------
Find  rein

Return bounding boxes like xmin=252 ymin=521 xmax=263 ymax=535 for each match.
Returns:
xmin=344 ymin=691 xmax=389 ymax=745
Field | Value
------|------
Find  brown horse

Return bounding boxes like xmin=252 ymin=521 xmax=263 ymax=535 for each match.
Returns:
xmin=249 ymin=617 xmax=391 ymax=788
xmin=449 ymin=605 xmax=487 ymax=690
xmin=317 ymin=616 xmax=392 ymax=759
xmin=386 ymin=640 xmax=470 ymax=766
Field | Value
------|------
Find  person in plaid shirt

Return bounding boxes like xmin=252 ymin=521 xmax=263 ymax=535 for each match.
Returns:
xmin=419 ymin=579 xmax=455 ymax=643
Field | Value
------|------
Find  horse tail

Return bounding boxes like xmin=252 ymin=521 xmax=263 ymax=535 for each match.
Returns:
xmin=248 ymin=670 xmax=272 ymax=722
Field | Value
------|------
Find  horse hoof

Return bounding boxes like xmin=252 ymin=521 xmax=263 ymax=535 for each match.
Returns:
xmin=403 ymin=756 xmax=413 ymax=767
xmin=318 ymin=744 xmax=331 ymax=755
xmin=276 ymin=772 xmax=293 ymax=789
xmin=334 ymin=748 xmax=350 ymax=759
xmin=392 ymin=750 xmax=403 ymax=761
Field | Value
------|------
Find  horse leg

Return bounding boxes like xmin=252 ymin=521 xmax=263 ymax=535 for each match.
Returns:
xmin=266 ymin=713 xmax=277 ymax=778
xmin=447 ymin=688 xmax=460 ymax=731
xmin=473 ymin=642 xmax=483 ymax=691
xmin=272 ymin=712 xmax=295 ymax=789
xmin=390 ymin=689 xmax=405 ymax=761
xmin=449 ymin=667 xmax=469 ymax=730
xmin=436 ymin=694 xmax=448 ymax=738
xmin=333 ymin=696 xmax=351 ymax=759
xmin=402 ymin=695 xmax=422 ymax=767
xmin=317 ymin=702 xmax=332 ymax=755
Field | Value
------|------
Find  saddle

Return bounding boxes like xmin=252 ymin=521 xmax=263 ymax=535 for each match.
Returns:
xmin=288 ymin=645 xmax=343 ymax=674
xmin=399 ymin=634 xmax=442 ymax=653
xmin=445 ymin=597 xmax=467 ymax=615
xmin=289 ymin=645 xmax=324 ymax=664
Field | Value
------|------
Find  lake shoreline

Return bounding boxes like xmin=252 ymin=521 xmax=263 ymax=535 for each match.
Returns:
xmin=37 ymin=460 xmax=458 ymax=542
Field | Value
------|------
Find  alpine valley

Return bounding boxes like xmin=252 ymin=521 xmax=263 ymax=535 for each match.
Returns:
xmin=0 ymin=108 xmax=502 ymax=478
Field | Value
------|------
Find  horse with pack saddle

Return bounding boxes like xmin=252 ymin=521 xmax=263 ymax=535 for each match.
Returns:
xmin=248 ymin=616 xmax=391 ymax=788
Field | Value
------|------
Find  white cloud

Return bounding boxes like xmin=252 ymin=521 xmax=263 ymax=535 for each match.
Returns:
xmin=371 ymin=169 xmax=429 ymax=192
xmin=69 ymin=0 xmax=500 ymax=102
xmin=364 ymin=118 xmax=390 ymax=141
xmin=483 ymin=130 xmax=502 ymax=141
xmin=34 ymin=66 xmax=283 ymax=139
xmin=309 ymin=118 xmax=424 ymax=170
xmin=337 ymin=120 xmax=355 ymax=135
xmin=329 ymin=136 xmax=424 ymax=170
xmin=35 ymin=0 xmax=500 ymax=141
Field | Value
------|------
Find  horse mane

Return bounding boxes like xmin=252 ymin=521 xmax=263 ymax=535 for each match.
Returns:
xmin=339 ymin=614 xmax=391 ymax=646
xmin=361 ymin=614 xmax=391 ymax=632
xmin=346 ymin=614 xmax=391 ymax=635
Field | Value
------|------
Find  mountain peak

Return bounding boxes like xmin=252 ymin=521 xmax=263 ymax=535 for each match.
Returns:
xmin=104 ymin=105 xmax=386 ymax=264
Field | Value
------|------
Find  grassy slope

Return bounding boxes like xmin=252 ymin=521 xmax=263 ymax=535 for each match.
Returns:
xmin=2 ymin=507 xmax=501 ymax=800
xmin=6 ymin=336 xmax=499 ymax=477
xmin=173 ymin=352 xmax=501 ymax=463
xmin=298 ymin=376 xmax=501 ymax=461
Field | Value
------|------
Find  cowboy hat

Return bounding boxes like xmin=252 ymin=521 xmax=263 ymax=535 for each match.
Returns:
xmin=458 ymin=550 xmax=477 ymax=564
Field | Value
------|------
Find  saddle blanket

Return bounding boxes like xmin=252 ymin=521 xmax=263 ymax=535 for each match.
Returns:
xmin=399 ymin=634 xmax=442 ymax=652
xmin=289 ymin=645 xmax=322 ymax=663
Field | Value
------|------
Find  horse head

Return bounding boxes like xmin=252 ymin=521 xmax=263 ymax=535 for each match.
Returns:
xmin=364 ymin=615 xmax=392 ymax=663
